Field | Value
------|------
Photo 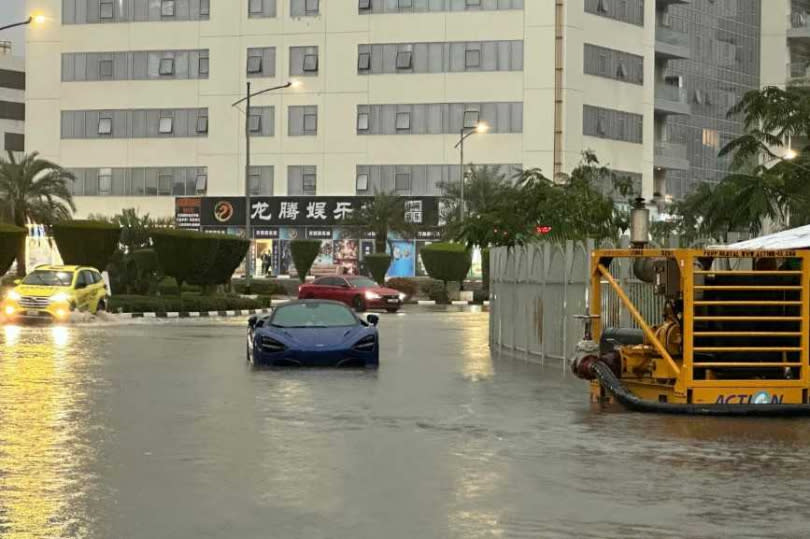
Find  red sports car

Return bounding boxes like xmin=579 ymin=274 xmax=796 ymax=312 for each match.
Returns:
xmin=298 ymin=276 xmax=405 ymax=313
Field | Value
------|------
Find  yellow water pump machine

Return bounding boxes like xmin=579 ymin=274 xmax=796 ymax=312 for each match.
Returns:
xmin=570 ymin=247 xmax=810 ymax=416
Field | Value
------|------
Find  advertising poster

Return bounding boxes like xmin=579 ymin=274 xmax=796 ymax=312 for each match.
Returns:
xmin=388 ymin=240 xmax=416 ymax=278
xmin=335 ymin=239 xmax=359 ymax=275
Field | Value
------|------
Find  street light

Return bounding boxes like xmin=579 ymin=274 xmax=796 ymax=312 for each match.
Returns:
xmin=0 ymin=13 xmax=45 ymax=33
xmin=453 ymin=122 xmax=489 ymax=220
xmin=231 ymin=80 xmax=297 ymax=289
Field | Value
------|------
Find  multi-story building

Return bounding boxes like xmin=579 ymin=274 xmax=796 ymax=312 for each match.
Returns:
xmin=23 ymin=0 xmax=762 ymax=272
xmin=0 ymin=41 xmax=25 ymax=155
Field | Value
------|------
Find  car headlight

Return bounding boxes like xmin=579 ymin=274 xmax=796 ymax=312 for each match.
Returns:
xmin=398 ymin=292 xmax=407 ymax=301
xmin=6 ymin=290 xmax=20 ymax=301
xmin=365 ymin=291 xmax=381 ymax=300
xmin=50 ymin=293 xmax=70 ymax=304
xmin=353 ymin=335 xmax=376 ymax=351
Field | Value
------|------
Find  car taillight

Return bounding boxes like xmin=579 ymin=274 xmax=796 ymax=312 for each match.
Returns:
xmin=261 ymin=336 xmax=287 ymax=353
xmin=353 ymin=335 xmax=376 ymax=351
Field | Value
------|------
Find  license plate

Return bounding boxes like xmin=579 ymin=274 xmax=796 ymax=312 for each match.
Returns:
xmin=387 ymin=299 xmax=399 ymax=304
xmin=26 ymin=310 xmax=40 ymax=317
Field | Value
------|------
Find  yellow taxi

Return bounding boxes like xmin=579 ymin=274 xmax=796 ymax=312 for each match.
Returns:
xmin=1 ymin=265 xmax=109 ymax=322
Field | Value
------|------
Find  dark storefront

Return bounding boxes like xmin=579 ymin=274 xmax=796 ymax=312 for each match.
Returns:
xmin=175 ymin=196 xmax=446 ymax=278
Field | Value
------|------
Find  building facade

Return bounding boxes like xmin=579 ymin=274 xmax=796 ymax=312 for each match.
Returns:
xmin=25 ymin=0 xmax=764 ymax=220
xmin=0 ymin=41 xmax=25 ymax=155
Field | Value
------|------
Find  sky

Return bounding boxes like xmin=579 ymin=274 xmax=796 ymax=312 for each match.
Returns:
xmin=0 ymin=0 xmax=27 ymax=56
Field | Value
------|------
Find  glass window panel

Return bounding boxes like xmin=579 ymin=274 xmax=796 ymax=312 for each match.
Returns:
xmin=98 ymin=117 xmax=112 ymax=135
xmin=303 ymin=54 xmax=318 ymax=72
xmin=396 ymin=112 xmax=411 ymax=130
xmin=159 ymin=57 xmax=175 ymax=75
xmin=356 ymin=174 xmax=369 ymax=191
xmin=159 ymin=116 xmax=173 ymax=134
xmin=161 ymin=0 xmax=176 ymax=16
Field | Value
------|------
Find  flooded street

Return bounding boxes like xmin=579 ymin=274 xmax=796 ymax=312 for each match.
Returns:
xmin=1 ymin=309 xmax=810 ymax=538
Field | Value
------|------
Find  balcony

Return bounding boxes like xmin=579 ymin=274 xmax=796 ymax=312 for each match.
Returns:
xmin=655 ymin=26 xmax=691 ymax=60
xmin=654 ymin=84 xmax=691 ymax=116
xmin=654 ymin=141 xmax=689 ymax=171
xmin=788 ymin=12 xmax=810 ymax=40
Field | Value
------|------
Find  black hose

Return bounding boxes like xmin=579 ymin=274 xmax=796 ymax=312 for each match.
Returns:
xmin=591 ymin=361 xmax=810 ymax=417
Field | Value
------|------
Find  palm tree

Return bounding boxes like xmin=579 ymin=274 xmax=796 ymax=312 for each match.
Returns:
xmin=349 ymin=190 xmax=414 ymax=253
xmin=0 ymin=151 xmax=76 ymax=275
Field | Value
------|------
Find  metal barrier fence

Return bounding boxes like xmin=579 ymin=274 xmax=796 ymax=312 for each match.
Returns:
xmin=490 ymin=235 xmax=749 ymax=365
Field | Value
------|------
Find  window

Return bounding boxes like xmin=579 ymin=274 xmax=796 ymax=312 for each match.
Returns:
xmin=616 ymin=61 xmax=627 ymax=79
xmin=463 ymin=110 xmax=480 ymax=129
xmin=305 ymin=0 xmax=319 ymax=14
xmin=303 ymin=112 xmax=317 ymax=134
xmin=248 ymin=171 xmax=262 ymax=195
xmin=159 ymin=173 xmax=173 ymax=195
xmin=702 ymin=128 xmax=719 ymax=149
xmin=199 ymin=54 xmax=209 ymax=75
xmin=197 ymin=115 xmax=209 ymax=134
xmin=396 ymin=112 xmax=411 ymax=131
xmin=161 ymin=0 xmax=176 ymax=16
xmin=399 ymin=0 xmax=413 ymax=7
xmin=249 ymin=0 xmax=263 ymax=14
xmin=99 ymin=59 xmax=113 ymax=79
xmin=303 ymin=173 xmax=316 ymax=193
xmin=98 ymin=169 xmax=112 ymax=194
xmin=303 ymin=53 xmax=318 ymax=72
xmin=195 ymin=174 xmax=207 ymax=194
xmin=356 ymin=173 xmax=369 ymax=191
xmin=249 ymin=113 xmax=262 ymax=133
xmin=200 ymin=0 xmax=210 ymax=15
xmin=358 ymin=52 xmax=371 ymax=71
xmin=159 ymin=57 xmax=175 ymax=75
xmin=597 ymin=0 xmax=608 ymax=13
xmin=357 ymin=112 xmax=369 ymax=131
xmin=465 ymin=49 xmax=481 ymax=68
xmin=98 ymin=117 xmax=112 ymax=135
xmin=358 ymin=0 xmax=371 ymax=9
xmin=247 ymin=54 xmax=263 ymax=74
xmin=159 ymin=116 xmax=174 ymax=134
xmin=597 ymin=114 xmax=607 ymax=135
xmin=100 ymin=1 xmax=114 ymax=19
xmin=466 ymin=0 xmax=481 ymax=6
xmin=396 ymin=50 xmax=413 ymax=70
xmin=395 ymin=173 xmax=411 ymax=191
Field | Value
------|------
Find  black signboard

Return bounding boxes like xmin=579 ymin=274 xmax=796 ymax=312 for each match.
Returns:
xmin=177 ymin=196 xmax=444 ymax=229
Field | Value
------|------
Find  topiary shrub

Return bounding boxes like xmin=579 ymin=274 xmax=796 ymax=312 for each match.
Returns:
xmin=0 ymin=224 xmax=26 ymax=277
xmin=52 ymin=220 xmax=122 ymax=270
xmin=481 ymin=248 xmax=490 ymax=292
xmin=190 ymin=235 xmax=250 ymax=292
xmin=151 ymin=229 xmax=220 ymax=291
xmin=290 ymin=240 xmax=322 ymax=282
xmin=365 ymin=253 xmax=392 ymax=284
xmin=420 ymin=279 xmax=449 ymax=304
xmin=419 ymin=242 xmax=472 ymax=287
xmin=385 ymin=277 xmax=419 ymax=298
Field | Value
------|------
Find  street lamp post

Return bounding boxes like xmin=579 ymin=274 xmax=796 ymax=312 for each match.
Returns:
xmin=454 ymin=123 xmax=489 ymax=220
xmin=232 ymin=80 xmax=295 ymax=290
xmin=0 ymin=14 xmax=46 ymax=33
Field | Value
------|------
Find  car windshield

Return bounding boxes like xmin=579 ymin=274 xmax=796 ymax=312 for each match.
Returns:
xmin=22 ymin=270 xmax=74 ymax=287
xmin=271 ymin=303 xmax=358 ymax=328
xmin=350 ymin=277 xmax=378 ymax=288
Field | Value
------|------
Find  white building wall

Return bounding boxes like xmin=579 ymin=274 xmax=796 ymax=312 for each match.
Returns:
xmin=27 ymin=0 xmax=658 ymax=219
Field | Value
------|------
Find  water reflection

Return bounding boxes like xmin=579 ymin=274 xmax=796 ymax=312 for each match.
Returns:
xmin=0 ymin=326 xmax=93 ymax=538
xmin=460 ymin=316 xmax=494 ymax=382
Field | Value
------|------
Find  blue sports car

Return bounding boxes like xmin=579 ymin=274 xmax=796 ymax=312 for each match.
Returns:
xmin=247 ymin=300 xmax=380 ymax=368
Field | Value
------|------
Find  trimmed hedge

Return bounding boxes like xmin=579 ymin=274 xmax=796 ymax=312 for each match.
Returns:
xmin=481 ymin=248 xmax=490 ymax=292
xmin=420 ymin=242 xmax=472 ymax=285
xmin=52 ymin=220 xmax=121 ymax=270
xmin=385 ymin=277 xmax=420 ymax=298
xmin=109 ymin=294 xmax=272 ymax=314
xmin=290 ymin=240 xmax=321 ymax=282
xmin=151 ymin=229 xmax=248 ymax=289
xmin=232 ymin=279 xmax=286 ymax=296
xmin=420 ymin=279 xmax=449 ymax=304
xmin=0 ymin=224 xmax=26 ymax=277
xmin=157 ymin=277 xmax=201 ymax=296
xmin=365 ymin=253 xmax=392 ymax=285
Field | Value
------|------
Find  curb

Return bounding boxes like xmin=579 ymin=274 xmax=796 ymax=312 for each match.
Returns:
xmin=114 ymin=308 xmax=273 ymax=319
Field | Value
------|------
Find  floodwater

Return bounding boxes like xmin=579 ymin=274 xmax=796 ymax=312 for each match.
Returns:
xmin=0 ymin=309 xmax=809 ymax=538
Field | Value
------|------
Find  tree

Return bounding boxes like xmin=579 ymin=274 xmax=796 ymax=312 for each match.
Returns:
xmin=448 ymin=153 xmax=634 ymax=249
xmin=0 ymin=152 xmax=76 ymax=276
xmin=289 ymin=240 xmax=321 ymax=282
xmin=348 ymin=190 xmax=414 ymax=253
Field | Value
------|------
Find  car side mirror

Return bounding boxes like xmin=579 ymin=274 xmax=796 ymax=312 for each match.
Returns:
xmin=366 ymin=314 xmax=380 ymax=326
xmin=248 ymin=315 xmax=258 ymax=328
xmin=13 ymin=279 xmax=21 ymax=285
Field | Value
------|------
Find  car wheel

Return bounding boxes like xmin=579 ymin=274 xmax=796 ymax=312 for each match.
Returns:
xmin=386 ymin=307 xmax=399 ymax=314
xmin=353 ymin=295 xmax=366 ymax=313
xmin=97 ymin=299 xmax=107 ymax=313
